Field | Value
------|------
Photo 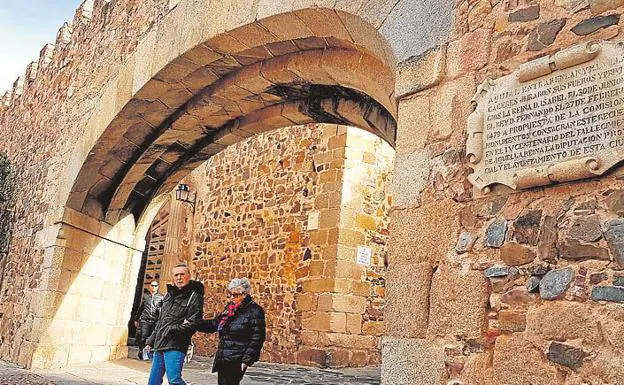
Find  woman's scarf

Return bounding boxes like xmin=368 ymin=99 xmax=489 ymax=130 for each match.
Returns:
xmin=217 ymin=301 xmax=242 ymax=334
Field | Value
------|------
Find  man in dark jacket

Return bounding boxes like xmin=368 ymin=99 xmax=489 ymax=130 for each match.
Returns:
xmin=146 ymin=264 xmax=204 ymax=385
xmin=191 ymin=278 xmax=265 ymax=385
xmin=134 ymin=280 xmax=163 ymax=359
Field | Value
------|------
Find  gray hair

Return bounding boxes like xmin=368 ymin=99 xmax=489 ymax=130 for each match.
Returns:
xmin=227 ymin=278 xmax=252 ymax=295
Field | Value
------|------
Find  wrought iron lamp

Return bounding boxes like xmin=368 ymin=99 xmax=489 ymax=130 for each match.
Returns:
xmin=175 ymin=183 xmax=196 ymax=211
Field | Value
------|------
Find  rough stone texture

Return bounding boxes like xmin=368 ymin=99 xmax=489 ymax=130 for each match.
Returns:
xmin=538 ymin=215 xmax=559 ymax=261
xmin=498 ymin=310 xmax=527 ymax=332
xmin=395 ymin=47 xmax=445 ymax=99
xmin=388 ymin=201 xmax=459 ymax=265
xmin=492 ymin=335 xmax=564 ymax=385
xmin=614 ymin=275 xmax=624 ymax=286
xmin=546 ymin=341 xmax=588 ymax=370
xmin=591 ymin=286 xmax=624 ymax=302
xmin=384 ymin=263 xmax=432 ymax=338
xmin=560 ymin=238 xmax=610 ymax=261
xmin=540 ymin=268 xmax=574 ymax=300
xmin=502 ymin=287 xmax=537 ymax=307
xmin=446 ymin=28 xmax=491 ymax=78
xmin=485 ymin=266 xmax=516 ymax=278
xmin=527 ymin=19 xmax=567 ymax=51
xmin=484 ymin=219 xmax=508 ymax=248
xmin=428 ymin=265 xmax=488 ymax=339
xmin=455 ymin=232 xmax=476 ymax=254
xmin=392 ymin=151 xmax=429 ymax=209
xmin=527 ymin=276 xmax=541 ymax=293
xmin=604 ymin=219 xmax=624 ymax=267
xmin=588 ymin=0 xmax=624 ymax=14
xmin=571 ymin=14 xmax=620 ymax=35
xmin=509 ymin=6 xmax=540 ymax=22
xmin=380 ymin=338 xmax=446 ymax=385
xmin=499 ymin=242 xmax=536 ymax=266
xmin=379 ymin=0 xmax=454 ymax=62
xmin=514 ymin=210 xmax=542 ymax=245
xmin=568 ymin=215 xmax=603 ymax=242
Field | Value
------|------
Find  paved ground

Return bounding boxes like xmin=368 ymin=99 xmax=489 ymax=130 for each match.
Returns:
xmin=0 ymin=351 xmax=380 ymax=385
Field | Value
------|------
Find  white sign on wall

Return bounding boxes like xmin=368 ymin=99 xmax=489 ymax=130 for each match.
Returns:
xmin=307 ymin=211 xmax=320 ymax=230
xmin=356 ymin=246 xmax=372 ymax=266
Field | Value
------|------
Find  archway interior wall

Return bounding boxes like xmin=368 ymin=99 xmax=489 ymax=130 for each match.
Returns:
xmin=384 ymin=1 xmax=624 ymax=384
xmin=172 ymin=123 xmax=393 ymax=368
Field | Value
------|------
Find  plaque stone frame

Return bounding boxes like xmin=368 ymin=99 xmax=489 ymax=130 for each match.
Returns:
xmin=467 ymin=41 xmax=624 ymax=194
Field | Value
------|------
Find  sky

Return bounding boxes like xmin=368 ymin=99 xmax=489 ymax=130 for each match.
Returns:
xmin=0 ymin=0 xmax=80 ymax=93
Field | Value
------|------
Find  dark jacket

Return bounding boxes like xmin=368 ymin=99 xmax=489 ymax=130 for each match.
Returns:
xmin=196 ymin=295 xmax=266 ymax=372
xmin=146 ymin=280 xmax=204 ymax=352
xmin=136 ymin=291 xmax=164 ymax=324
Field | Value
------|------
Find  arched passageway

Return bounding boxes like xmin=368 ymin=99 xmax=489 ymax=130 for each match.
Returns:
xmin=18 ymin=6 xmax=398 ymax=369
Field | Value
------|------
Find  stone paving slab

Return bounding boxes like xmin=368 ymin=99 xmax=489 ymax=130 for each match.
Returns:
xmin=2 ymin=354 xmax=380 ymax=385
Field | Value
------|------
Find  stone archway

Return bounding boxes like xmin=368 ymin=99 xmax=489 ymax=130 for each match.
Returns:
xmin=25 ymin=7 xmax=399 ymax=369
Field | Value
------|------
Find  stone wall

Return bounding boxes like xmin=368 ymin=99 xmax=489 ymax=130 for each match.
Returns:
xmin=386 ymin=0 xmax=624 ymax=383
xmin=152 ymin=123 xmax=395 ymax=367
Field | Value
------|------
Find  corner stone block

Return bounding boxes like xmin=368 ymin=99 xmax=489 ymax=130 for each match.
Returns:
xmin=381 ymin=337 xmax=446 ymax=385
xmin=395 ymin=45 xmax=446 ymax=98
xmin=389 ymin=203 xmax=459 ymax=266
xmin=385 ymin=263 xmax=432 ymax=338
xmin=428 ymin=265 xmax=488 ymax=340
xmin=391 ymin=151 xmax=429 ymax=209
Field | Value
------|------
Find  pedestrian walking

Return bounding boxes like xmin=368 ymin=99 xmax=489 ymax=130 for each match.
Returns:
xmin=188 ymin=277 xmax=266 ymax=385
xmin=145 ymin=264 xmax=204 ymax=385
xmin=134 ymin=280 xmax=163 ymax=359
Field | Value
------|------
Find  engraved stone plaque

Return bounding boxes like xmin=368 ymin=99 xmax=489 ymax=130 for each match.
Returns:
xmin=467 ymin=41 xmax=624 ymax=193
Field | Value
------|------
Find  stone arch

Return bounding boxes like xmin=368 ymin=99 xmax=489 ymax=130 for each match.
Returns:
xmin=66 ymin=11 xmax=398 ymax=225
xmin=25 ymin=5 xmax=406 ymax=369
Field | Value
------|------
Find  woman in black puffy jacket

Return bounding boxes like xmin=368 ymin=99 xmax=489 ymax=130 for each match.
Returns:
xmin=189 ymin=278 xmax=266 ymax=385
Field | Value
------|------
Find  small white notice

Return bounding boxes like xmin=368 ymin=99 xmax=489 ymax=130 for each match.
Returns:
xmin=307 ymin=211 xmax=320 ymax=231
xmin=356 ymin=246 xmax=372 ymax=266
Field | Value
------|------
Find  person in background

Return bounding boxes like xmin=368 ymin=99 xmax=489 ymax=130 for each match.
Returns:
xmin=134 ymin=280 xmax=163 ymax=359
xmin=145 ymin=264 xmax=204 ymax=385
xmin=187 ymin=277 xmax=266 ymax=385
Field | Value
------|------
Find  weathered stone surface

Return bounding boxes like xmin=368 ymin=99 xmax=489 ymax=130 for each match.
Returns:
xmin=514 ymin=210 xmax=542 ymax=245
xmin=526 ymin=302 xmax=603 ymax=344
xmin=484 ymin=219 xmax=508 ymax=248
xmin=546 ymin=341 xmax=588 ymax=370
xmin=501 ymin=287 xmax=536 ymax=307
xmin=492 ymin=335 xmax=564 ymax=385
xmin=392 ymin=151 xmax=429 ymax=209
xmin=509 ymin=6 xmax=540 ymax=22
xmin=538 ymin=215 xmax=558 ymax=261
xmin=385 ymin=263 xmax=432 ymax=338
xmin=389 ymin=202 xmax=459 ymax=265
xmin=571 ymin=14 xmax=620 ymax=36
xmin=455 ymin=232 xmax=476 ymax=254
xmin=613 ymin=275 xmax=624 ymax=286
xmin=485 ymin=266 xmax=515 ymax=278
xmin=381 ymin=338 xmax=446 ymax=385
xmin=560 ymin=238 xmax=610 ymax=261
xmin=527 ymin=276 xmax=541 ymax=293
xmin=395 ymin=47 xmax=445 ymax=99
xmin=518 ymin=264 xmax=551 ymax=276
xmin=429 ymin=265 xmax=488 ymax=339
xmin=568 ymin=215 xmax=603 ymax=242
xmin=527 ymin=19 xmax=567 ymax=51
xmin=468 ymin=0 xmax=492 ymax=31
xmin=499 ymin=242 xmax=536 ymax=266
xmin=588 ymin=0 xmax=624 ymax=14
xmin=396 ymin=96 xmax=430 ymax=155
xmin=499 ymin=309 xmax=527 ymax=332
xmin=604 ymin=219 xmax=624 ymax=267
xmin=446 ymin=28 xmax=490 ymax=78
xmin=590 ymin=272 xmax=608 ymax=284
xmin=606 ymin=190 xmax=624 ymax=216
xmin=539 ymin=268 xmax=574 ymax=300
xmin=591 ymin=286 xmax=624 ymax=302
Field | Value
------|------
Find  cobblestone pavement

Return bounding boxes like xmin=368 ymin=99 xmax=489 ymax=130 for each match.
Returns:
xmin=1 ymin=353 xmax=380 ymax=385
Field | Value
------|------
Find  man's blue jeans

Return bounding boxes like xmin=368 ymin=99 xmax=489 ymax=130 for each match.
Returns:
xmin=148 ymin=350 xmax=187 ymax=385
